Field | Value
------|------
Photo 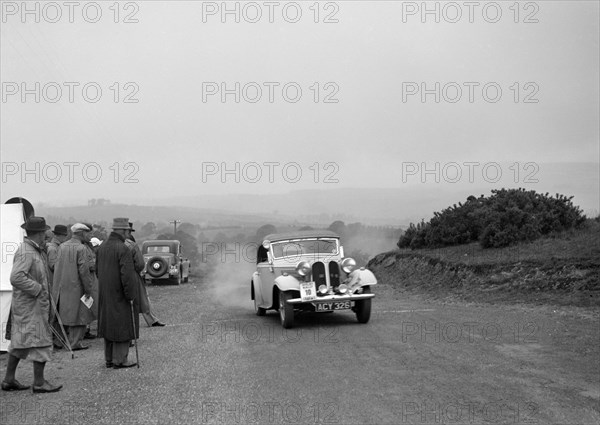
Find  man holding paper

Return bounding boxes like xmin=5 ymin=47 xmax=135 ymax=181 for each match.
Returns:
xmin=52 ymin=223 xmax=95 ymax=350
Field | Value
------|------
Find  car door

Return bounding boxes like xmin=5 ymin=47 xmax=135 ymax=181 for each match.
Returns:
xmin=256 ymin=256 xmax=275 ymax=308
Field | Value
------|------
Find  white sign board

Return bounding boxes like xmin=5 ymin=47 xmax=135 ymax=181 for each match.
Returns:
xmin=1 ymin=203 xmax=25 ymax=351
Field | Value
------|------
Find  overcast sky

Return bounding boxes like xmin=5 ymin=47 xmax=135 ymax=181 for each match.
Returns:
xmin=1 ymin=1 xmax=598 ymax=211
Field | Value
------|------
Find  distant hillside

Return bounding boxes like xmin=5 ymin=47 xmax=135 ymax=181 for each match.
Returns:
xmin=368 ymin=219 xmax=600 ymax=307
xmin=36 ymin=204 xmax=277 ymax=227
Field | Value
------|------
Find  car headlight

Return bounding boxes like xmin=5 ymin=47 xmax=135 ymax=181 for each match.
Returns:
xmin=296 ymin=261 xmax=311 ymax=276
xmin=341 ymin=257 xmax=356 ymax=274
xmin=318 ymin=284 xmax=328 ymax=295
xmin=336 ymin=284 xmax=349 ymax=294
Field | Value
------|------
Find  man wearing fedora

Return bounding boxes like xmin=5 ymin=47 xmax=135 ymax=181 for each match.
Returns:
xmin=96 ymin=218 xmax=139 ymax=368
xmin=125 ymin=222 xmax=165 ymax=327
xmin=2 ymin=216 xmax=63 ymax=393
xmin=52 ymin=223 xmax=94 ymax=350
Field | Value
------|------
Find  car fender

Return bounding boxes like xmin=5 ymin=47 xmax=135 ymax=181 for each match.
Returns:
xmin=274 ymin=275 xmax=301 ymax=292
xmin=346 ymin=268 xmax=377 ymax=288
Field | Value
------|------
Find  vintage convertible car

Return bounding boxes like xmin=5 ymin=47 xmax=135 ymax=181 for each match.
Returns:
xmin=250 ymin=230 xmax=376 ymax=328
xmin=141 ymin=240 xmax=190 ymax=285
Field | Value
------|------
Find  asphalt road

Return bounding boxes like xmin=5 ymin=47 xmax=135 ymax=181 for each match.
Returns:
xmin=1 ymin=275 xmax=599 ymax=425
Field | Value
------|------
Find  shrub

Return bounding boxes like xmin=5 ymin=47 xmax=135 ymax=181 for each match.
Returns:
xmin=397 ymin=188 xmax=586 ymax=249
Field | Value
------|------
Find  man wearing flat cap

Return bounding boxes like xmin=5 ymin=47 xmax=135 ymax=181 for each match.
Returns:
xmin=2 ymin=217 xmax=63 ymax=393
xmin=52 ymin=223 xmax=94 ymax=350
xmin=96 ymin=218 xmax=139 ymax=368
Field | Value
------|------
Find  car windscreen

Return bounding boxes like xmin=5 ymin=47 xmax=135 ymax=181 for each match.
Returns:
xmin=271 ymin=239 xmax=338 ymax=259
xmin=147 ymin=246 xmax=171 ymax=253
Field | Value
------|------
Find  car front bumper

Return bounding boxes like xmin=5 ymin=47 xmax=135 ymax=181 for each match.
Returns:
xmin=286 ymin=293 xmax=374 ymax=305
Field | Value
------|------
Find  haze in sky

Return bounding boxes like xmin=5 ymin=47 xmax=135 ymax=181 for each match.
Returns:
xmin=1 ymin=1 xmax=598 ymax=215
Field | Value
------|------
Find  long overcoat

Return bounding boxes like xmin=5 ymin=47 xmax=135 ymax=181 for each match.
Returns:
xmin=52 ymin=236 xmax=94 ymax=326
xmin=9 ymin=238 xmax=53 ymax=348
xmin=125 ymin=238 xmax=150 ymax=314
xmin=83 ymin=242 xmax=99 ymax=318
xmin=46 ymin=237 xmax=61 ymax=284
xmin=96 ymin=232 xmax=139 ymax=342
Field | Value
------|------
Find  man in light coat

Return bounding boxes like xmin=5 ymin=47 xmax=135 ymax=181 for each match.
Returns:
xmin=52 ymin=223 xmax=94 ymax=350
xmin=2 ymin=217 xmax=62 ymax=393
xmin=97 ymin=218 xmax=139 ymax=368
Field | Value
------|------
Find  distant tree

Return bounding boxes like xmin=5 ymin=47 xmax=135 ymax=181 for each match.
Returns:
xmin=175 ymin=230 xmax=199 ymax=266
xmin=328 ymin=220 xmax=346 ymax=238
xmin=256 ymin=224 xmax=277 ymax=241
xmin=179 ymin=222 xmax=196 ymax=237
xmin=155 ymin=230 xmax=199 ymax=266
xmin=140 ymin=222 xmax=156 ymax=237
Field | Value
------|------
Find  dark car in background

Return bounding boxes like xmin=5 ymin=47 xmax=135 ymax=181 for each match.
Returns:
xmin=141 ymin=240 xmax=190 ymax=285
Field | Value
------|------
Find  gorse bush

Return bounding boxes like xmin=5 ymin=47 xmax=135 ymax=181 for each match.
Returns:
xmin=398 ymin=188 xmax=586 ymax=249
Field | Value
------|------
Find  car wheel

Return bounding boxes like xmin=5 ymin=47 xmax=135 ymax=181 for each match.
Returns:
xmin=253 ymin=285 xmax=266 ymax=316
xmin=279 ymin=291 xmax=294 ymax=328
xmin=355 ymin=286 xmax=371 ymax=324
xmin=146 ymin=257 xmax=168 ymax=278
xmin=172 ymin=268 xmax=182 ymax=285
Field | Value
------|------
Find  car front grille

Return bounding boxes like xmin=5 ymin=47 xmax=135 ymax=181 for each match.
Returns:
xmin=312 ymin=261 xmax=327 ymax=288
xmin=328 ymin=261 xmax=340 ymax=287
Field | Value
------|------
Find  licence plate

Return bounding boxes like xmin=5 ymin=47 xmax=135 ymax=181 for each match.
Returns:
xmin=300 ymin=281 xmax=316 ymax=302
xmin=315 ymin=301 xmax=351 ymax=311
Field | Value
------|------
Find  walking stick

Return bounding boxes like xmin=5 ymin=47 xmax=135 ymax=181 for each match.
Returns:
xmin=49 ymin=293 xmax=74 ymax=359
xmin=130 ymin=300 xmax=139 ymax=368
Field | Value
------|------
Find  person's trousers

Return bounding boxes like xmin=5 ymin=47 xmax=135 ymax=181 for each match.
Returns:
xmin=65 ymin=325 xmax=87 ymax=348
xmin=142 ymin=311 xmax=160 ymax=326
xmin=104 ymin=339 xmax=130 ymax=365
xmin=139 ymin=280 xmax=160 ymax=326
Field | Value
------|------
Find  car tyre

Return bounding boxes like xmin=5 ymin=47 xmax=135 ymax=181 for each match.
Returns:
xmin=173 ymin=269 xmax=182 ymax=286
xmin=355 ymin=286 xmax=371 ymax=324
xmin=146 ymin=257 xmax=168 ymax=278
xmin=279 ymin=291 xmax=294 ymax=328
xmin=253 ymin=285 xmax=266 ymax=316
